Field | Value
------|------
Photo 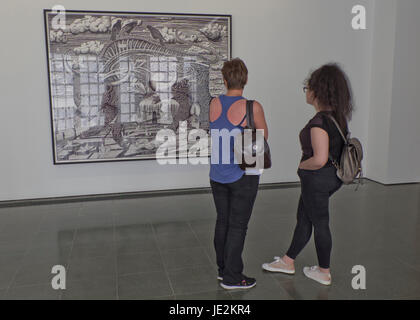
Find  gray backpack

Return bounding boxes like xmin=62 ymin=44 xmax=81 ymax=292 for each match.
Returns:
xmin=327 ymin=115 xmax=364 ymax=187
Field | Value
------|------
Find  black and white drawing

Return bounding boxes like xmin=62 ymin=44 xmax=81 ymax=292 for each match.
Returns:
xmin=44 ymin=10 xmax=231 ymax=163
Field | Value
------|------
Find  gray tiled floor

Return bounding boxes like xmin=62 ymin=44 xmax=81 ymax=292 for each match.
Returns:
xmin=0 ymin=180 xmax=420 ymax=300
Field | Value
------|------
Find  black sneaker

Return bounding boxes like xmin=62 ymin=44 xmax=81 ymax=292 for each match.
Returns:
xmin=220 ymin=277 xmax=256 ymax=290
xmin=217 ymin=269 xmax=223 ymax=281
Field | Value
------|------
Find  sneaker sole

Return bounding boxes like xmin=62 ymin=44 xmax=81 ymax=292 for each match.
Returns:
xmin=303 ymin=269 xmax=331 ymax=286
xmin=220 ymin=282 xmax=256 ymax=290
xmin=262 ymin=263 xmax=295 ymax=274
xmin=217 ymin=276 xmax=223 ymax=281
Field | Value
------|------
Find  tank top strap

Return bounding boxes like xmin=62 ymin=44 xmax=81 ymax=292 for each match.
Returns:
xmin=219 ymin=95 xmax=230 ymax=116
xmin=218 ymin=95 xmax=245 ymax=123
xmin=238 ymin=114 xmax=247 ymax=127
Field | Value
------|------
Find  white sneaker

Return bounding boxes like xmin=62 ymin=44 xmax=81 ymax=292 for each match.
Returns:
xmin=303 ymin=266 xmax=331 ymax=286
xmin=262 ymin=256 xmax=295 ymax=274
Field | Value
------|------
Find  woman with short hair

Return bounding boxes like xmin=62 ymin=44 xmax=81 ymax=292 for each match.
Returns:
xmin=210 ymin=58 xmax=268 ymax=290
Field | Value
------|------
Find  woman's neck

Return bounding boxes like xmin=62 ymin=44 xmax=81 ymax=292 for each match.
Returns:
xmin=314 ymin=101 xmax=333 ymax=113
xmin=225 ymin=88 xmax=243 ymax=97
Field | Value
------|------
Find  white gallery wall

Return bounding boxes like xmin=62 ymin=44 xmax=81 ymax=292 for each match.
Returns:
xmin=1 ymin=0 xmax=417 ymax=202
xmin=366 ymin=0 xmax=420 ymax=184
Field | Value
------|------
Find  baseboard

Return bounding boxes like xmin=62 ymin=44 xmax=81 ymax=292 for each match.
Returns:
xmin=0 ymin=181 xmax=303 ymax=208
xmin=2 ymin=177 xmax=412 ymax=209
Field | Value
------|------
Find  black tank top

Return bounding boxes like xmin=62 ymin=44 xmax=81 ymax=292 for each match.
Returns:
xmin=299 ymin=111 xmax=346 ymax=166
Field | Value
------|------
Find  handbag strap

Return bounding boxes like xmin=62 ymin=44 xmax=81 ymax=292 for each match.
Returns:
xmin=246 ymin=100 xmax=255 ymax=129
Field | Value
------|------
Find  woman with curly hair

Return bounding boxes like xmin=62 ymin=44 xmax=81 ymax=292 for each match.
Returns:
xmin=262 ymin=63 xmax=354 ymax=285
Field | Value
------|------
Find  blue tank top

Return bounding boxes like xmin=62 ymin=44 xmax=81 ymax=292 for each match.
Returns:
xmin=209 ymin=95 xmax=247 ymax=184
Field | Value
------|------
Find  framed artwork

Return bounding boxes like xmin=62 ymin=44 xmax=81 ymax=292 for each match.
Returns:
xmin=44 ymin=9 xmax=232 ymax=164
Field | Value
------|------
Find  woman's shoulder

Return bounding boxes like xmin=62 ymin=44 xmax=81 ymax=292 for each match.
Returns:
xmin=251 ymin=100 xmax=264 ymax=113
xmin=309 ymin=112 xmax=345 ymax=137
xmin=210 ymin=96 xmax=222 ymax=107
xmin=307 ymin=112 xmax=325 ymax=128
xmin=211 ymin=95 xmax=222 ymax=101
xmin=252 ymin=100 xmax=263 ymax=106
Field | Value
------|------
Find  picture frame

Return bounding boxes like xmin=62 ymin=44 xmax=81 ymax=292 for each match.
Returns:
xmin=44 ymin=9 xmax=232 ymax=164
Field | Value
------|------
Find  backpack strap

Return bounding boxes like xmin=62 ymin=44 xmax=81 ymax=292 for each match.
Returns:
xmin=327 ymin=115 xmax=348 ymax=144
xmin=246 ymin=100 xmax=255 ymax=129
xmin=325 ymin=114 xmax=346 ymax=169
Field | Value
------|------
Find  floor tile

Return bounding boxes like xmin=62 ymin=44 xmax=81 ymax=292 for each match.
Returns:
xmin=61 ymin=277 xmax=117 ymax=300
xmin=155 ymin=231 xmax=202 ymax=251
xmin=273 ymin=278 xmax=348 ymax=300
xmin=160 ymin=247 xmax=212 ymax=271
xmin=176 ymin=290 xmax=232 ymax=300
xmin=118 ymin=271 xmax=173 ymax=299
xmin=116 ymin=252 xmax=164 ymax=276
xmin=23 ymin=243 xmax=72 ymax=266
xmin=153 ymin=221 xmax=193 ymax=236
xmin=3 ymin=284 xmax=62 ymax=300
xmin=167 ymin=265 xmax=222 ymax=296
xmin=73 ymin=227 xmax=114 ymax=245
xmin=114 ymin=224 xmax=154 ymax=242
xmin=115 ymin=237 xmax=159 ymax=255
xmin=12 ymin=261 xmax=59 ymax=287
xmin=67 ymin=256 xmax=116 ymax=282
xmin=69 ymin=241 xmax=116 ymax=260
xmin=229 ymin=275 xmax=293 ymax=300
xmin=0 ymin=254 xmax=24 ymax=290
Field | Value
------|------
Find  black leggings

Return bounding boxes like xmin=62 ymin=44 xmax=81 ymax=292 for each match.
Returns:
xmin=286 ymin=166 xmax=342 ymax=269
xmin=210 ymin=174 xmax=260 ymax=284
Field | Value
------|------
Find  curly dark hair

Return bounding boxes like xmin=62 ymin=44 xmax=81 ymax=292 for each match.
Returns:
xmin=305 ymin=63 xmax=354 ymax=133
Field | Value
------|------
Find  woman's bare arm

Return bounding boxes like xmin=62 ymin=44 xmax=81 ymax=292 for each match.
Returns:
xmin=253 ymin=101 xmax=269 ymax=140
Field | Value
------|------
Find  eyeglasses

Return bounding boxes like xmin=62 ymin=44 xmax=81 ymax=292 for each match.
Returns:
xmin=303 ymin=86 xmax=308 ymax=93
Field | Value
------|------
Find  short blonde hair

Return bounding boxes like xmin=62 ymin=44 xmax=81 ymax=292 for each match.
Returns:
xmin=221 ymin=58 xmax=248 ymax=89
